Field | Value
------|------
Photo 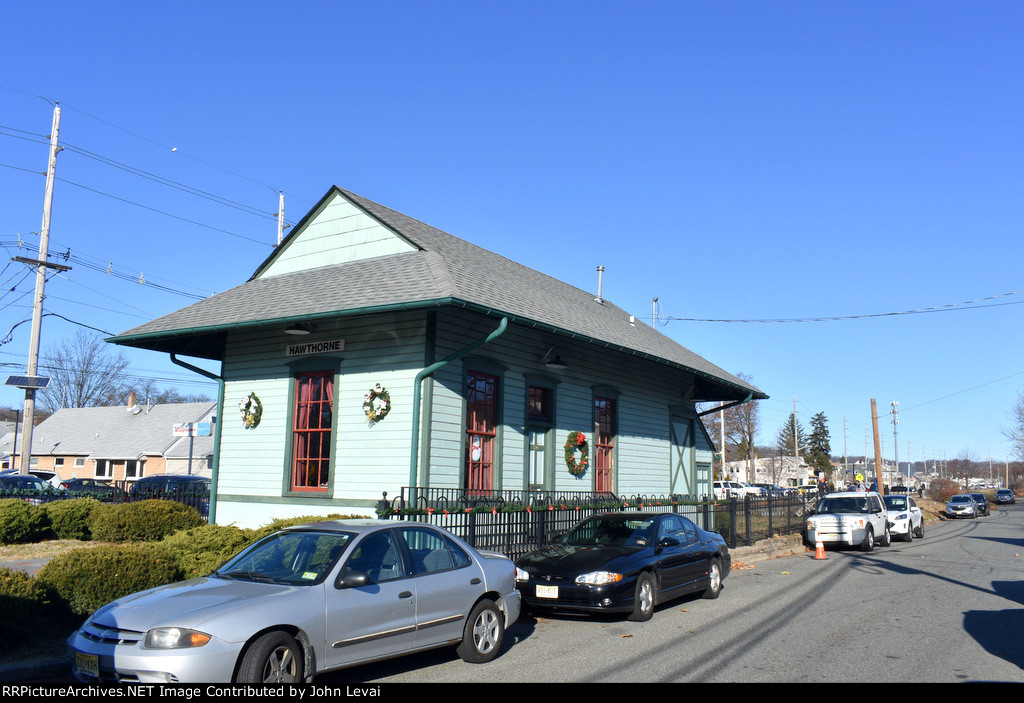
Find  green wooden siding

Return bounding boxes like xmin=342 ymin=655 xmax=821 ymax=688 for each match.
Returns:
xmin=258 ymin=192 xmax=417 ymax=279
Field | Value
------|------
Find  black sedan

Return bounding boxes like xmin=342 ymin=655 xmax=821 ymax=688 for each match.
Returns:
xmin=60 ymin=478 xmax=127 ymax=501
xmin=515 ymin=512 xmax=730 ymax=622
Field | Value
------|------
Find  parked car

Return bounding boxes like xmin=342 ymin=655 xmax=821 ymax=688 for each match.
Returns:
xmin=514 ymin=512 xmax=730 ymax=622
xmin=945 ymin=494 xmax=977 ymax=519
xmin=29 ymin=470 xmax=64 ymax=490
xmin=805 ymin=491 xmax=891 ymax=552
xmin=0 ymin=474 xmax=57 ymax=504
xmin=753 ymin=483 xmax=785 ymax=496
xmin=883 ymin=494 xmax=924 ymax=541
xmin=67 ymin=519 xmax=520 ymax=683
xmin=713 ymin=481 xmax=757 ymax=499
xmin=969 ymin=493 xmax=991 ymax=517
xmin=129 ymin=474 xmax=211 ymax=514
xmin=994 ymin=489 xmax=1016 ymax=505
xmin=128 ymin=474 xmax=210 ymax=496
xmin=735 ymin=481 xmax=761 ymax=497
xmin=60 ymin=478 xmax=127 ymax=501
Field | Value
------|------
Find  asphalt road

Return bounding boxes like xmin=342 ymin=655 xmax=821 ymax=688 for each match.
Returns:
xmin=320 ymin=502 xmax=1024 ymax=684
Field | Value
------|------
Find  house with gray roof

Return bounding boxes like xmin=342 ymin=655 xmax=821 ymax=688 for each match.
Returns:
xmin=108 ymin=187 xmax=767 ymax=527
xmin=10 ymin=396 xmax=216 ymax=482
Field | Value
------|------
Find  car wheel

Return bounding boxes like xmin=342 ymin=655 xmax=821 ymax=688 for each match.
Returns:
xmin=916 ymin=522 xmax=924 ymax=539
xmin=702 ymin=559 xmax=723 ymax=600
xmin=880 ymin=526 xmax=891 ymax=547
xmin=456 ymin=599 xmax=504 ymax=663
xmin=860 ymin=527 xmax=874 ymax=552
xmin=628 ymin=572 xmax=656 ymax=622
xmin=236 ymin=631 xmax=303 ymax=683
xmin=904 ymin=525 xmax=913 ymax=542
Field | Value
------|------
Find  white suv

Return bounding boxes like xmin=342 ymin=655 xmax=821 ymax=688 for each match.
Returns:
xmin=805 ymin=491 xmax=891 ymax=552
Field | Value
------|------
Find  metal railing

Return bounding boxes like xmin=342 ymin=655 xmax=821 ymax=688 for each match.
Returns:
xmin=0 ymin=483 xmax=210 ymax=518
xmin=380 ymin=487 xmax=814 ymax=560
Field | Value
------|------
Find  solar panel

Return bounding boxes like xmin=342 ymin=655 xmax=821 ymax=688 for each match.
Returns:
xmin=4 ymin=375 xmax=51 ymax=389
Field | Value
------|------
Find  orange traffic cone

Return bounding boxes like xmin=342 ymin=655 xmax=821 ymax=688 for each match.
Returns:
xmin=814 ymin=537 xmax=827 ymax=560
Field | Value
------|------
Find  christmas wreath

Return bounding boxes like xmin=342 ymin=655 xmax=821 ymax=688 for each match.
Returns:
xmin=362 ymin=383 xmax=391 ymax=422
xmin=564 ymin=431 xmax=589 ymax=477
xmin=239 ymin=392 xmax=263 ymax=430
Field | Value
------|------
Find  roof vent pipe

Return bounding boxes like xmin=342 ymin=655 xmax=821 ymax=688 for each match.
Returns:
xmin=595 ymin=266 xmax=605 ymax=304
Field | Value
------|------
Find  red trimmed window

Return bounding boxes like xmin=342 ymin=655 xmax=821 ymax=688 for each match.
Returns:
xmin=292 ymin=371 xmax=334 ymax=492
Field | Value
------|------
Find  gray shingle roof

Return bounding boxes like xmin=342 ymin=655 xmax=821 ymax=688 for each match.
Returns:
xmin=27 ymin=402 xmax=216 ymax=459
xmin=110 ymin=187 xmax=765 ymax=401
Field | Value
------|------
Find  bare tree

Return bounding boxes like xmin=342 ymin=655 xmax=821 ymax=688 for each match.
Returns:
xmin=38 ymin=331 xmax=132 ymax=411
xmin=701 ymin=373 xmax=761 ymax=481
xmin=1004 ymin=389 xmax=1024 ymax=461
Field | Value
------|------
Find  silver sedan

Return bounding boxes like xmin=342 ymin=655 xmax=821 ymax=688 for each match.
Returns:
xmin=67 ymin=519 xmax=520 ymax=683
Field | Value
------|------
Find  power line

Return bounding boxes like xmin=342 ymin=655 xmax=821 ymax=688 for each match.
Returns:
xmin=658 ymin=288 xmax=1024 ymax=324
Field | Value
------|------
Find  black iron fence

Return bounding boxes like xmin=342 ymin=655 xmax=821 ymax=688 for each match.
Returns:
xmin=379 ymin=487 xmax=814 ymax=560
xmin=0 ymin=482 xmax=210 ymax=518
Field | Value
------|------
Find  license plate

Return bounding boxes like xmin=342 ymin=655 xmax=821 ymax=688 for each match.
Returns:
xmin=536 ymin=585 xmax=558 ymax=599
xmin=818 ymin=534 xmax=837 ymax=540
xmin=75 ymin=651 xmax=99 ymax=678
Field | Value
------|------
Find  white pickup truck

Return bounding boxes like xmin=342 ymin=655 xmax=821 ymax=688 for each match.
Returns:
xmin=805 ymin=491 xmax=891 ymax=552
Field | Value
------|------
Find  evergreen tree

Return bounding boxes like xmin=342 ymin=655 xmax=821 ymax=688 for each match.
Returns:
xmin=806 ymin=411 xmax=833 ymax=479
xmin=775 ymin=413 xmax=808 ymax=458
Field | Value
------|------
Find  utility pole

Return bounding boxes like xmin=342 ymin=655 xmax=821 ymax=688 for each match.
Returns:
xmin=843 ymin=416 xmax=849 ymax=477
xmin=18 ymin=103 xmax=65 ymax=474
xmin=792 ymin=396 xmax=799 ymax=461
xmin=890 ymin=401 xmax=899 ymax=494
xmin=871 ymin=399 xmax=883 ymax=490
xmin=277 ymin=191 xmax=285 ymax=245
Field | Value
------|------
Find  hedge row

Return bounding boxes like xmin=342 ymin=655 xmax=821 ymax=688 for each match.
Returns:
xmin=0 ymin=497 xmax=208 ymax=545
xmin=0 ymin=505 xmax=363 ymax=624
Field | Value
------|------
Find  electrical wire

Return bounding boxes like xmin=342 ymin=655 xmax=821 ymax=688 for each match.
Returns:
xmin=659 ymin=288 xmax=1024 ymax=323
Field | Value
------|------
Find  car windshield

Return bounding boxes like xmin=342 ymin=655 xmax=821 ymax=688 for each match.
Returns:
xmin=949 ymin=495 xmax=971 ymax=503
xmin=883 ymin=496 xmax=908 ymax=510
xmin=558 ymin=516 xmax=658 ymax=548
xmin=816 ymin=496 xmax=868 ymax=514
xmin=214 ymin=529 xmax=354 ymax=586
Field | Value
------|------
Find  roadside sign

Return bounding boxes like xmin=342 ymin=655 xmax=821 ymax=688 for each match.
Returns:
xmin=172 ymin=421 xmax=213 ymax=437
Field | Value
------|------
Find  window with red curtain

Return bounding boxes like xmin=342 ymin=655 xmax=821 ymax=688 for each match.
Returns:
xmin=594 ymin=397 xmax=616 ymax=493
xmin=292 ymin=371 xmax=334 ymax=492
xmin=466 ymin=371 xmax=498 ymax=495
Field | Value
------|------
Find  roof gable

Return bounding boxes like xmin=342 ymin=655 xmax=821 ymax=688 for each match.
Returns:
xmin=254 ymin=189 xmax=418 ymax=279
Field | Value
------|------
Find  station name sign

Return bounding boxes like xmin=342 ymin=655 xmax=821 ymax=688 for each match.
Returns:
xmin=286 ymin=339 xmax=345 ymax=356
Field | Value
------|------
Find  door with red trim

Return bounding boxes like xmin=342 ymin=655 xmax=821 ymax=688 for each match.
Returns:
xmin=594 ymin=397 xmax=615 ymax=494
xmin=465 ymin=372 xmax=497 ymax=495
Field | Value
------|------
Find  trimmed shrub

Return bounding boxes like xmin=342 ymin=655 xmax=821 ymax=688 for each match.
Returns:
xmin=161 ymin=524 xmax=257 ymax=578
xmin=0 ymin=567 xmax=52 ymax=638
xmin=88 ymin=499 xmax=205 ymax=542
xmin=0 ymin=499 xmax=52 ymax=544
xmin=44 ymin=497 xmax=102 ymax=540
xmin=37 ymin=542 xmax=181 ymax=616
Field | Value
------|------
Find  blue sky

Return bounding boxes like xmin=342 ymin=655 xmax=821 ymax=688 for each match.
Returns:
xmin=2 ymin=1 xmax=1023 ymax=470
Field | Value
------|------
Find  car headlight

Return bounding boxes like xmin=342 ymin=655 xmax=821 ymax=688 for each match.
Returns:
xmin=575 ymin=571 xmax=623 ymax=586
xmin=144 ymin=627 xmax=212 ymax=649
xmin=894 ymin=513 xmax=908 ymax=521
xmin=515 ymin=567 xmax=530 ymax=582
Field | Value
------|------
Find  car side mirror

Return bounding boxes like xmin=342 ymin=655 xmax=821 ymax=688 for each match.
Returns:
xmin=656 ymin=537 xmax=680 ymax=552
xmin=336 ymin=570 xmax=370 ymax=589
